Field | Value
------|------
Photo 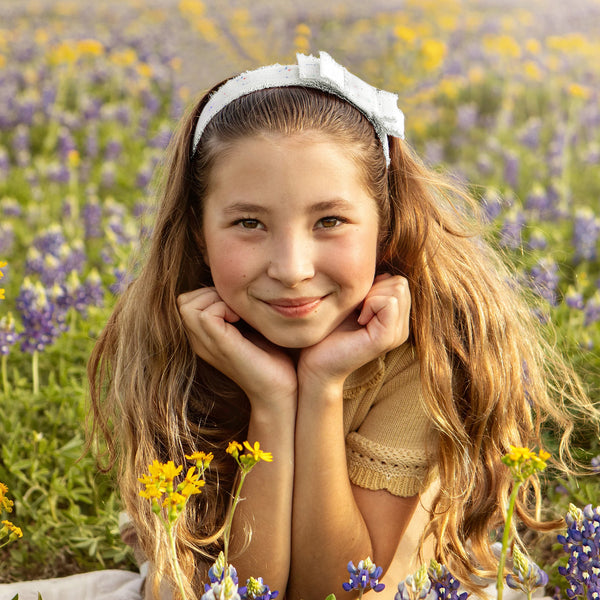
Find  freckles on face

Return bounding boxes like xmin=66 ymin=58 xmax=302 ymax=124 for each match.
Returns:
xmin=201 ymin=132 xmax=381 ymax=348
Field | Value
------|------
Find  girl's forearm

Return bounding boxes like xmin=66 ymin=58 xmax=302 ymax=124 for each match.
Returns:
xmin=287 ymin=381 xmax=373 ymax=600
xmin=228 ymin=397 xmax=296 ymax=595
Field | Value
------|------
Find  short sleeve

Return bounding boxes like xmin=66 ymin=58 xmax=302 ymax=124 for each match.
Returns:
xmin=345 ymin=344 xmax=435 ymax=497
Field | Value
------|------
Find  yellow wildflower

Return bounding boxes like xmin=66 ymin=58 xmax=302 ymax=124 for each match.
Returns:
xmin=77 ymin=39 xmax=104 ymax=56
xmin=136 ymin=63 xmax=153 ymax=79
xmin=568 ymin=83 xmax=592 ymax=99
xmin=243 ymin=440 xmax=273 ymax=463
xmin=67 ymin=150 xmax=80 ymax=168
xmin=0 ymin=482 xmax=13 ymax=513
xmin=420 ymin=39 xmax=446 ymax=72
xmin=1 ymin=520 xmax=23 ymax=541
xmin=226 ymin=441 xmax=243 ymax=458
xmin=162 ymin=492 xmax=187 ymax=509
xmin=524 ymin=61 xmax=543 ymax=81
xmin=0 ymin=261 xmax=7 ymax=278
xmin=295 ymin=23 xmax=311 ymax=37
xmin=0 ymin=289 xmax=4 ymax=300
xmin=525 ymin=38 xmax=541 ymax=55
xmin=502 ymin=446 xmax=550 ymax=482
xmin=185 ymin=451 xmax=214 ymax=469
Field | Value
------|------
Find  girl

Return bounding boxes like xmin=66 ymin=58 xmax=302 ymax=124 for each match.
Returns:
xmin=88 ymin=52 xmax=595 ymax=600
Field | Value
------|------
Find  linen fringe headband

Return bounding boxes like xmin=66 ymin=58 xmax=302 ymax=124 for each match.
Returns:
xmin=191 ymin=51 xmax=405 ymax=166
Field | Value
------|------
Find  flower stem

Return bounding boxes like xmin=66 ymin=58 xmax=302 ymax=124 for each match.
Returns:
xmin=166 ymin=521 xmax=188 ymax=600
xmin=32 ymin=350 xmax=39 ymax=395
xmin=223 ymin=470 xmax=247 ymax=566
xmin=497 ymin=481 xmax=522 ymax=600
xmin=2 ymin=354 xmax=8 ymax=395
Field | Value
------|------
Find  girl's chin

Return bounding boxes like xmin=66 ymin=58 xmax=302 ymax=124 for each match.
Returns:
xmin=235 ymin=319 xmax=330 ymax=350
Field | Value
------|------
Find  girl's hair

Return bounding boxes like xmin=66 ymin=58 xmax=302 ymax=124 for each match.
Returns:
xmin=88 ymin=82 xmax=596 ymax=598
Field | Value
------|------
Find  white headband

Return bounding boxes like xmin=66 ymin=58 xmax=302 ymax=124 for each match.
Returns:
xmin=191 ymin=51 xmax=405 ymax=166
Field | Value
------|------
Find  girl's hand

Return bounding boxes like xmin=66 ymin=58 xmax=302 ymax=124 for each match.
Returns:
xmin=298 ymin=274 xmax=411 ymax=390
xmin=177 ymin=287 xmax=298 ymax=406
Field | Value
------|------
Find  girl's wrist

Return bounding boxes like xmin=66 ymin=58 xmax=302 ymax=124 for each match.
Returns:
xmin=297 ymin=375 xmax=346 ymax=407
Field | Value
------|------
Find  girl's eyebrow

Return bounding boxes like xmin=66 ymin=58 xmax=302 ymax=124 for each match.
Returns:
xmin=222 ymin=202 xmax=267 ymax=215
xmin=222 ymin=198 xmax=355 ymax=215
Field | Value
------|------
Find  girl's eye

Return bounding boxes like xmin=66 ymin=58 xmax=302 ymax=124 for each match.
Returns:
xmin=235 ymin=218 xmax=263 ymax=230
xmin=317 ymin=216 xmax=344 ymax=228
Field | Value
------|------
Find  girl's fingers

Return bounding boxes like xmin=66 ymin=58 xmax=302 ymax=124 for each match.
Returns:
xmin=358 ymin=276 xmax=410 ymax=325
xmin=178 ymin=287 xmax=240 ymax=323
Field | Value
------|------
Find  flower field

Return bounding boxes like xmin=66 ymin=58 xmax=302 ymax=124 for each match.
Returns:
xmin=0 ymin=0 xmax=599 ymax=589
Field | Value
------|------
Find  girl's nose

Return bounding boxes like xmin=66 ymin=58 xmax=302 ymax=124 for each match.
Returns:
xmin=267 ymin=234 xmax=315 ymax=287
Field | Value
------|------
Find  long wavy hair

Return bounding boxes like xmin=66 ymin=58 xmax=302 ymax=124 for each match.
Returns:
xmin=88 ymin=82 xmax=596 ymax=599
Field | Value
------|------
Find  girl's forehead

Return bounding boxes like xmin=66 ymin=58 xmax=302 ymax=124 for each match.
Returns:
xmin=207 ymin=130 xmax=373 ymax=193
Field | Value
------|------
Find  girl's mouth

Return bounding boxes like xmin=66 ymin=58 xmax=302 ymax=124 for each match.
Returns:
xmin=264 ymin=297 xmax=323 ymax=318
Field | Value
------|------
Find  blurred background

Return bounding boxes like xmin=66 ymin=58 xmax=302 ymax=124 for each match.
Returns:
xmin=0 ymin=0 xmax=599 ymax=587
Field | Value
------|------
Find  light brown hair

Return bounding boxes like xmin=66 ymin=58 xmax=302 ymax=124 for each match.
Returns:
xmin=88 ymin=83 xmax=596 ymax=599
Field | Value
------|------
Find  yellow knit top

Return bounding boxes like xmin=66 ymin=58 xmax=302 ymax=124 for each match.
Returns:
xmin=342 ymin=341 xmax=435 ymax=497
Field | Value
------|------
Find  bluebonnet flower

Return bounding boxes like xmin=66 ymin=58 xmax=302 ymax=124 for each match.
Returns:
xmin=16 ymin=278 xmax=65 ymax=353
xmin=456 ymin=104 xmax=478 ymax=130
xmin=557 ymin=504 xmax=600 ymax=600
xmin=57 ymin=127 xmax=77 ymax=160
xmin=239 ymin=577 xmax=279 ymax=600
xmin=528 ymin=257 xmax=560 ymax=305
xmin=83 ymin=195 xmax=103 ymax=239
xmin=0 ymin=223 xmax=15 ymax=255
xmin=590 ymin=456 xmax=600 ymax=473
xmin=101 ymin=162 xmax=116 ymax=188
xmin=506 ymin=546 xmax=549 ymax=596
xmin=584 ymin=292 xmax=600 ymax=327
xmin=0 ymin=313 xmax=17 ymax=355
xmin=503 ymin=151 xmax=520 ymax=190
xmin=528 ymin=230 xmax=548 ymax=251
xmin=518 ymin=118 xmax=541 ymax=150
xmin=81 ymin=269 xmax=104 ymax=310
xmin=428 ymin=560 xmax=468 ymax=600
xmin=34 ymin=224 xmax=66 ymax=256
xmin=104 ymin=139 xmax=122 ymax=161
xmin=499 ymin=209 xmax=525 ymax=250
xmin=0 ymin=147 xmax=9 ymax=180
xmin=525 ymin=184 xmax=552 ymax=217
xmin=573 ymin=208 xmax=600 ymax=262
xmin=202 ymin=575 xmax=241 ymax=600
xmin=343 ymin=557 xmax=385 ymax=595
xmin=86 ymin=126 xmax=99 ymax=159
xmin=564 ymin=286 xmax=584 ymax=310
xmin=1 ymin=197 xmax=22 ymax=217
xmin=206 ymin=551 xmax=239 ymax=586
xmin=396 ymin=565 xmax=430 ymax=600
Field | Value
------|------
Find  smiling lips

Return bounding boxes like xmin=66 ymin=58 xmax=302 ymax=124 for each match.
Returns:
xmin=264 ymin=296 xmax=324 ymax=318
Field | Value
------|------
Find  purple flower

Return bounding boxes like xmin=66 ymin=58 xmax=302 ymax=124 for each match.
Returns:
xmin=591 ymin=456 xmax=600 ymax=473
xmin=239 ymin=577 xmax=279 ymax=600
xmin=343 ymin=558 xmax=385 ymax=594
xmin=557 ymin=504 xmax=600 ymax=600
xmin=428 ymin=560 xmax=468 ymax=600
xmin=16 ymin=278 xmax=66 ymax=353
xmin=0 ymin=313 xmax=17 ymax=355
xmin=499 ymin=209 xmax=525 ymax=249
xmin=506 ymin=546 xmax=549 ymax=595
xmin=573 ymin=208 xmax=599 ymax=262
xmin=503 ymin=151 xmax=520 ymax=190
xmin=564 ymin=286 xmax=584 ymax=310
xmin=584 ymin=292 xmax=600 ymax=326
xmin=396 ymin=566 xmax=430 ymax=600
xmin=529 ymin=258 xmax=560 ymax=305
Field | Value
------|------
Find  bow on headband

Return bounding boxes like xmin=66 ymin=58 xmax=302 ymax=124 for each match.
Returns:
xmin=191 ymin=51 xmax=405 ymax=165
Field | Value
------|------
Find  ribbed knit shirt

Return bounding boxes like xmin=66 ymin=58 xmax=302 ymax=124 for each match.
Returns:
xmin=342 ymin=341 xmax=435 ymax=497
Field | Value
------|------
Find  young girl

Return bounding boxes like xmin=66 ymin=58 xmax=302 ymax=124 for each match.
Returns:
xmin=88 ymin=52 xmax=595 ymax=600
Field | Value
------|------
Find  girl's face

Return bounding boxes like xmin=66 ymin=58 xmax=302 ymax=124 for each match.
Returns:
xmin=201 ymin=132 xmax=380 ymax=349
